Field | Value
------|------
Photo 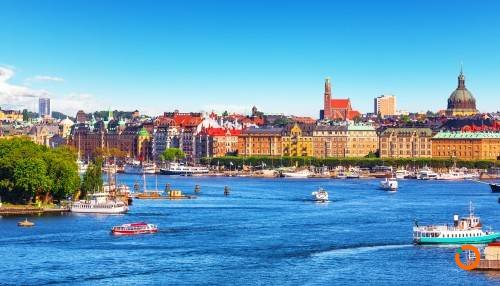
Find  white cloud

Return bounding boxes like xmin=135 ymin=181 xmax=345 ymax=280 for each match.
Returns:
xmin=0 ymin=66 xmax=49 ymax=110
xmin=32 ymin=75 xmax=65 ymax=82
xmin=51 ymin=93 xmax=105 ymax=116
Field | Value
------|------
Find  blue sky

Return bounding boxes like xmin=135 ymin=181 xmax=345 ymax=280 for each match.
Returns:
xmin=0 ymin=0 xmax=499 ymax=117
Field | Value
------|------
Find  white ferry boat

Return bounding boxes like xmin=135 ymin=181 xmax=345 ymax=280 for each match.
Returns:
xmin=437 ymin=170 xmax=465 ymax=180
xmin=159 ymin=162 xmax=209 ymax=175
xmin=311 ymin=188 xmax=329 ymax=202
xmin=124 ymin=162 xmax=156 ymax=174
xmin=71 ymin=192 xmax=128 ymax=214
xmin=380 ymin=177 xmax=398 ymax=191
xmin=413 ymin=202 xmax=500 ymax=245
xmin=417 ymin=167 xmax=439 ymax=180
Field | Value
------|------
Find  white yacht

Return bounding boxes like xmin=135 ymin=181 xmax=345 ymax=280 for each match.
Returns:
xmin=380 ymin=177 xmax=398 ymax=192
xmin=437 ymin=170 xmax=465 ymax=180
xmin=71 ymin=192 xmax=128 ymax=214
xmin=418 ymin=167 xmax=439 ymax=180
xmin=282 ymin=169 xmax=313 ymax=178
xmin=311 ymin=188 xmax=329 ymax=202
xmin=160 ymin=162 xmax=209 ymax=175
xmin=395 ymin=169 xmax=410 ymax=179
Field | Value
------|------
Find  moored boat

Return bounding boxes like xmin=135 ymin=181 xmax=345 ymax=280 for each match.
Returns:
xmin=413 ymin=202 xmax=500 ymax=245
xmin=418 ymin=167 xmax=438 ymax=180
xmin=160 ymin=162 xmax=209 ymax=175
xmin=282 ymin=169 xmax=313 ymax=178
xmin=111 ymin=222 xmax=158 ymax=235
xmin=311 ymin=188 xmax=329 ymax=202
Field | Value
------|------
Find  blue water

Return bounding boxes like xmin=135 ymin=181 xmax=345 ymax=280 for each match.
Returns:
xmin=1 ymin=176 xmax=499 ymax=285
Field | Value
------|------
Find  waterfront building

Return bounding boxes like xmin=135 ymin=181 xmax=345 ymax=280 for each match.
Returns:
xmin=195 ymin=128 xmax=241 ymax=159
xmin=320 ymin=77 xmax=360 ymax=121
xmin=137 ymin=127 xmax=151 ymax=161
xmin=238 ymin=127 xmax=283 ymax=156
xmin=38 ymin=97 xmax=51 ymax=118
xmin=374 ymin=94 xmax=397 ymax=117
xmin=0 ymin=109 xmax=23 ymax=122
xmin=312 ymin=125 xmax=348 ymax=158
xmin=346 ymin=124 xmax=378 ymax=157
xmin=446 ymin=69 xmax=478 ymax=117
xmin=152 ymin=125 xmax=180 ymax=161
xmin=379 ymin=127 xmax=433 ymax=158
xmin=431 ymin=131 xmax=500 ymax=160
xmin=282 ymin=123 xmax=314 ymax=157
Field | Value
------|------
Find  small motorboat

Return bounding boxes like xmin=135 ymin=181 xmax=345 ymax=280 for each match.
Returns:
xmin=380 ymin=178 xmax=398 ymax=192
xmin=111 ymin=222 xmax=158 ymax=235
xmin=18 ymin=218 xmax=35 ymax=227
xmin=490 ymin=183 xmax=500 ymax=193
xmin=311 ymin=188 xmax=329 ymax=202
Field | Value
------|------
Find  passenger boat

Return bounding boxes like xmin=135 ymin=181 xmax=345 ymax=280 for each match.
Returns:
xmin=124 ymin=161 xmax=156 ymax=174
xmin=417 ymin=167 xmax=439 ymax=180
xmin=160 ymin=162 xmax=209 ymax=175
xmin=311 ymin=188 xmax=329 ymax=202
xmin=18 ymin=218 xmax=35 ymax=227
xmin=71 ymin=192 xmax=128 ymax=214
xmin=380 ymin=177 xmax=398 ymax=192
xmin=489 ymin=183 xmax=500 ymax=193
xmin=111 ymin=222 xmax=158 ymax=235
xmin=413 ymin=202 xmax=500 ymax=244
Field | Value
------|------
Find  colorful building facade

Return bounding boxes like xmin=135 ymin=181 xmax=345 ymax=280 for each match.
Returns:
xmin=432 ymin=132 xmax=500 ymax=160
xmin=379 ymin=127 xmax=433 ymax=158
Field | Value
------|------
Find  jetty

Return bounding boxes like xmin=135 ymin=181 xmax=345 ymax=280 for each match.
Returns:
xmin=0 ymin=205 xmax=69 ymax=215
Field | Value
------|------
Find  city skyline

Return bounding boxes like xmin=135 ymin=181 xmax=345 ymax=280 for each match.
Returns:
xmin=1 ymin=0 xmax=500 ymax=116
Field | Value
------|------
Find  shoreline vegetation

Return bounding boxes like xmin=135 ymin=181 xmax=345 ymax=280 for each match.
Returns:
xmin=0 ymin=138 xmax=81 ymax=206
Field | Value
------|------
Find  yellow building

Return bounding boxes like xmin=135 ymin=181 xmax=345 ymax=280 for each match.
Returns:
xmin=0 ymin=109 xmax=23 ymax=122
xmin=432 ymin=132 xmax=500 ymax=160
xmin=346 ymin=124 xmax=378 ymax=157
xmin=379 ymin=128 xmax=433 ymax=158
xmin=312 ymin=125 xmax=348 ymax=158
xmin=282 ymin=123 xmax=313 ymax=157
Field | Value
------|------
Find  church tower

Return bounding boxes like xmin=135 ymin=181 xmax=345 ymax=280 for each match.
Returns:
xmin=323 ymin=77 xmax=332 ymax=119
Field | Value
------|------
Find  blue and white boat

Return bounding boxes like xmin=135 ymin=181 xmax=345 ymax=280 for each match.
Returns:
xmin=413 ymin=202 xmax=500 ymax=245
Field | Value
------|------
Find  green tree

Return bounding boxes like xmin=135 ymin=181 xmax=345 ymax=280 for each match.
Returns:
xmin=14 ymin=158 xmax=52 ymax=203
xmin=80 ymin=159 xmax=103 ymax=199
xmin=160 ymin=148 xmax=186 ymax=162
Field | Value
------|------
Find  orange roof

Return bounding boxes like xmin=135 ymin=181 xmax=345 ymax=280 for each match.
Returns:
xmin=330 ymin=99 xmax=350 ymax=109
xmin=202 ymin=128 xmax=241 ymax=136
xmin=173 ymin=114 xmax=203 ymax=127
xmin=348 ymin=110 xmax=361 ymax=120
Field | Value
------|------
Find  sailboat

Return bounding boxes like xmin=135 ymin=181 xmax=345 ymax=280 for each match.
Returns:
xmin=136 ymin=173 xmax=165 ymax=199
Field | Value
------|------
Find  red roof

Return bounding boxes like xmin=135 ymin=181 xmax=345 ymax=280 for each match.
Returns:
xmin=348 ymin=110 xmax=361 ymax=120
xmin=173 ymin=114 xmax=203 ymax=127
xmin=330 ymin=99 xmax=350 ymax=109
xmin=202 ymin=128 xmax=241 ymax=136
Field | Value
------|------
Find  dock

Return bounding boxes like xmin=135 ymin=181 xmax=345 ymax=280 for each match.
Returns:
xmin=0 ymin=206 xmax=70 ymax=215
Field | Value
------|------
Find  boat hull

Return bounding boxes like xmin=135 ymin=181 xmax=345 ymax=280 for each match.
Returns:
xmin=490 ymin=184 xmax=500 ymax=193
xmin=414 ymin=233 xmax=500 ymax=245
xmin=70 ymin=206 xmax=128 ymax=214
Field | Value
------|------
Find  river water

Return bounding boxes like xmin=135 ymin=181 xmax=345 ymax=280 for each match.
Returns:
xmin=1 ymin=175 xmax=499 ymax=285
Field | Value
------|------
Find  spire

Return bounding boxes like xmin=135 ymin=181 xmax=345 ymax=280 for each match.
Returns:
xmin=325 ymin=77 xmax=331 ymax=94
xmin=457 ymin=64 xmax=465 ymax=89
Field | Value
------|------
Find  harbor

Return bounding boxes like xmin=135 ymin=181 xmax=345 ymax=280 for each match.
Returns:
xmin=1 ymin=175 xmax=499 ymax=285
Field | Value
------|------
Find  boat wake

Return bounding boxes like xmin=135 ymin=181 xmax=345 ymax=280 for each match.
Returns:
xmin=311 ymin=243 xmax=413 ymax=258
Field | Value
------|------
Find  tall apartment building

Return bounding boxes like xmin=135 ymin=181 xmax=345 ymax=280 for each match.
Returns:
xmin=39 ymin=97 xmax=51 ymax=117
xmin=346 ymin=124 xmax=378 ymax=157
xmin=374 ymin=95 xmax=396 ymax=117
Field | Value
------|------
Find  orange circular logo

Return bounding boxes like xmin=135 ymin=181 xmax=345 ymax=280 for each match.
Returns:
xmin=455 ymin=245 xmax=480 ymax=271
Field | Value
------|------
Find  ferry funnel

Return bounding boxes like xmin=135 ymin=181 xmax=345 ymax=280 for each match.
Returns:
xmin=454 ymin=214 xmax=459 ymax=226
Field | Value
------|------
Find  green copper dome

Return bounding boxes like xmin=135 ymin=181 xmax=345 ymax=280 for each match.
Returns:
xmin=138 ymin=127 xmax=150 ymax=137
